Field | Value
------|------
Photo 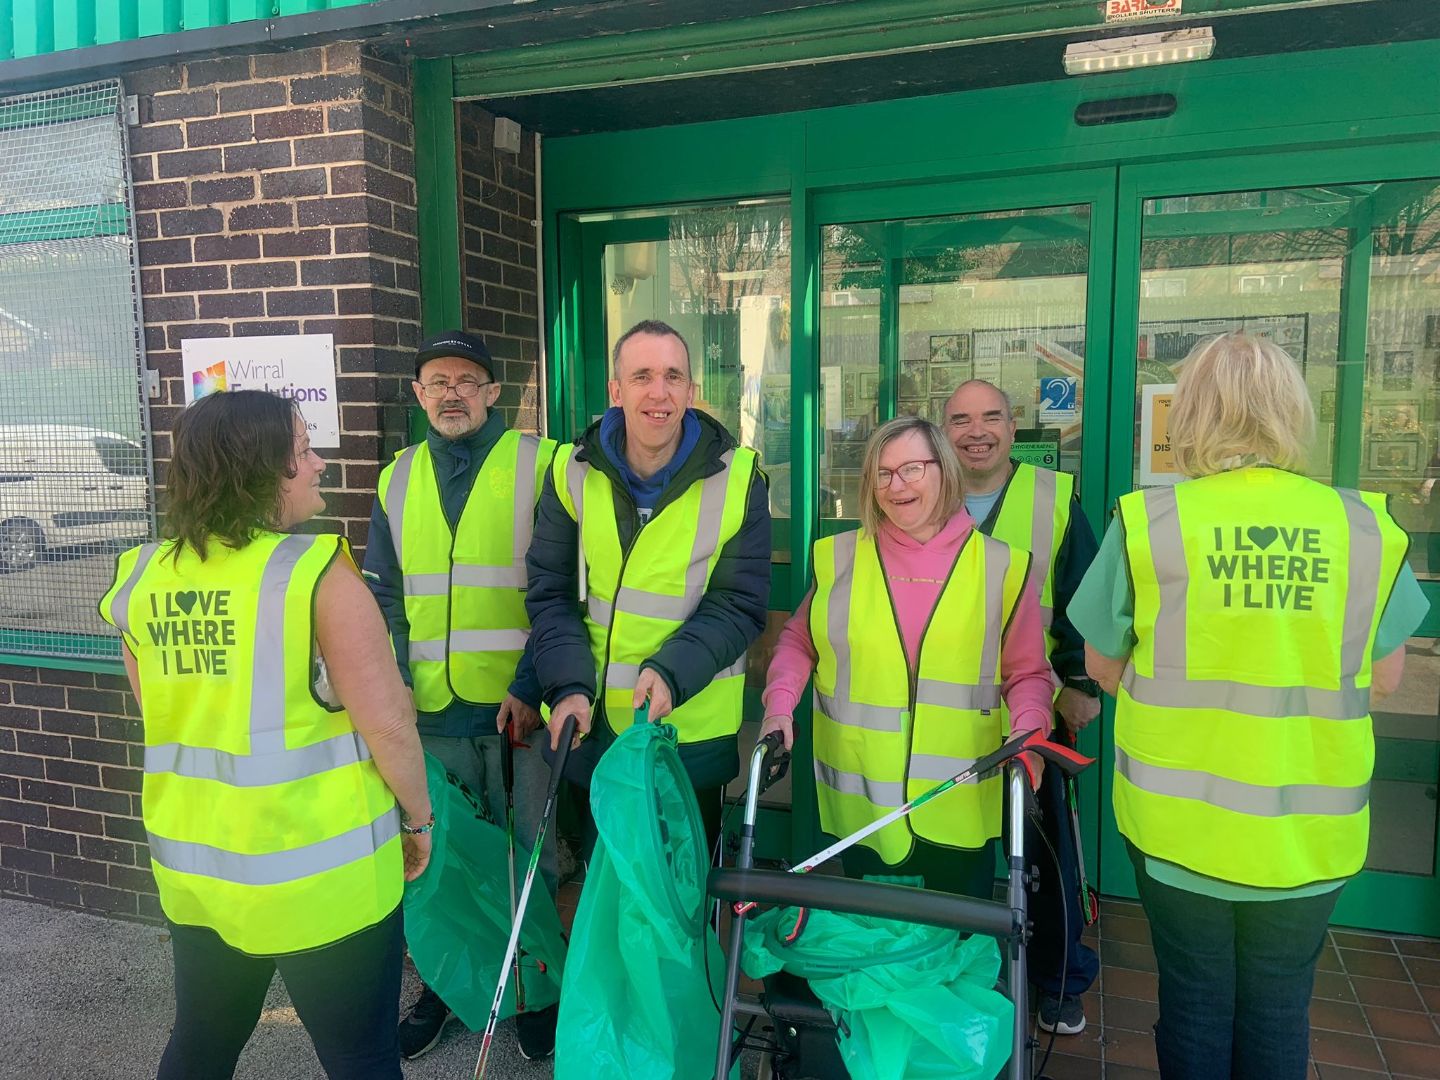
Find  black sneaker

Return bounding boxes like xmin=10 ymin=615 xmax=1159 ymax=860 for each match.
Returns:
xmin=398 ymin=985 xmax=454 ymax=1060
xmin=515 ymin=1002 xmax=558 ymax=1061
xmin=1036 ymin=991 xmax=1086 ymax=1035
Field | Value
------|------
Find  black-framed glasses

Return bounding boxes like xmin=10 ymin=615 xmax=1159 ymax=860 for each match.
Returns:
xmin=876 ymin=459 xmax=938 ymax=487
xmin=417 ymin=379 xmax=492 ymax=399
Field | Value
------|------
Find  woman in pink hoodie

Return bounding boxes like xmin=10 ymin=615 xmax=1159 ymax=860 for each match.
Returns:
xmin=761 ymin=415 xmax=1054 ymax=897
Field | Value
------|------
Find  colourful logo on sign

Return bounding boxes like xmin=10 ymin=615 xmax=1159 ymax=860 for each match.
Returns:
xmin=192 ymin=359 xmax=227 ymax=399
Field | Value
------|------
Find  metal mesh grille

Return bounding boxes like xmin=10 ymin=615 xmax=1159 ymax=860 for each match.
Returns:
xmin=0 ymin=80 xmax=153 ymax=662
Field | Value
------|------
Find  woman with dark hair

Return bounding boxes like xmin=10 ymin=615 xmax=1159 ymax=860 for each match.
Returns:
xmin=99 ymin=390 xmax=431 ymax=1080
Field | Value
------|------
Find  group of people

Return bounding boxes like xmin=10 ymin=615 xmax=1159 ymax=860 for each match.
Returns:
xmin=98 ymin=320 xmax=1425 ymax=1080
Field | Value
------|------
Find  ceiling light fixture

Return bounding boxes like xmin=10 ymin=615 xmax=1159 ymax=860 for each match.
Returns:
xmin=1064 ymin=27 xmax=1215 ymax=75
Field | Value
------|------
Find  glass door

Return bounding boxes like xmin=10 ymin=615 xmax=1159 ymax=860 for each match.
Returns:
xmin=811 ymin=168 xmax=1118 ymax=859
xmin=1107 ymin=149 xmax=1440 ymax=936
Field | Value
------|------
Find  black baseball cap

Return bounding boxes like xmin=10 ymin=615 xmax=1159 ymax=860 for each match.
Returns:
xmin=414 ymin=330 xmax=496 ymax=380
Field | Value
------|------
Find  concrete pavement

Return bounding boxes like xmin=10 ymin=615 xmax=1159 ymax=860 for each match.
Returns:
xmin=0 ymin=896 xmax=548 ymax=1080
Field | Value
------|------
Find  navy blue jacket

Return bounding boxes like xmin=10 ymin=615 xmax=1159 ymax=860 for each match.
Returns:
xmin=362 ymin=411 xmax=542 ymax=738
xmin=525 ymin=409 xmax=771 ymax=788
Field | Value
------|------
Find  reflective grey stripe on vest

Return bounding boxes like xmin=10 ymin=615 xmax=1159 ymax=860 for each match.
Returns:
xmin=249 ymin=535 xmax=313 ymax=753
xmin=915 ymin=678 xmax=1002 ymax=712
xmin=1121 ymin=670 xmax=1370 ymax=722
xmin=148 ymin=805 xmax=400 ymax=885
xmin=978 ymin=539 xmax=1011 ymax=690
xmin=1336 ymin=489 xmax=1383 ymax=675
xmin=1115 ymin=747 xmax=1369 ymax=818
xmin=1137 ymin=486 xmax=1385 ymax=716
xmin=814 ymin=691 xmax=903 ymax=733
xmin=511 ymin=435 xmax=541 ymax=582
xmin=606 ymin=655 xmax=744 ymax=693
xmin=450 ymin=628 xmax=530 ymax=653
xmin=814 ymin=760 xmax=904 ymax=807
xmin=109 ymin=542 xmax=160 ymax=639
xmin=403 ymin=572 xmax=449 ymax=597
xmin=147 ymin=731 xmax=372 ymax=788
xmin=908 ymin=753 xmax=979 ymax=784
xmin=405 ymin=565 xmax=528 ymax=595
xmin=383 ymin=445 xmax=420 ymax=566
xmin=409 ymin=639 xmax=446 ymax=663
xmin=1029 ymin=467 xmax=1058 ymax=630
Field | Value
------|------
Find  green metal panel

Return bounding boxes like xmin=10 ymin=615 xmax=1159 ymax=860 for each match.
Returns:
xmin=452 ymin=0 xmax=1364 ymax=99
xmin=412 ymin=57 xmax=462 ymax=334
xmin=0 ymin=0 xmax=373 ymax=59
xmin=0 ymin=202 xmax=127 ymax=244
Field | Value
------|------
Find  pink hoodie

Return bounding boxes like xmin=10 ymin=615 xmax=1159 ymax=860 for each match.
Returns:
xmin=762 ymin=509 xmax=1055 ymax=736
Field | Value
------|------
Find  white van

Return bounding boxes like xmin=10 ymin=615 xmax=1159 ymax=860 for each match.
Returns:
xmin=0 ymin=425 xmax=151 ymax=573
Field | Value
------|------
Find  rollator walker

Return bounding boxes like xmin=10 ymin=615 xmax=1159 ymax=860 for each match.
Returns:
xmin=709 ymin=728 xmax=1090 ymax=1080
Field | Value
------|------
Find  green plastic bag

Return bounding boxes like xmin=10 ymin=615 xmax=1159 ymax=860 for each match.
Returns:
xmin=554 ymin=720 xmax=725 ymax=1080
xmin=741 ymin=875 xmax=1014 ymax=1080
xmin=402 ymin=752 xmax=566 ymax=1030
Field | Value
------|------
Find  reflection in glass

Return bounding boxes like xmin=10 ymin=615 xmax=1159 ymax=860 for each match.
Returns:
xmin=819 ymin=205 xmax=1091 ymax=524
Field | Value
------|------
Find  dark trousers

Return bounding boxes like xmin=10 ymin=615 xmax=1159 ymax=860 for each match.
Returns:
xmin=1127 ymin=842 xmax=1341 ymax=1080
xmin=1025 ymin=760 xmax=1101 ymax=997
xmin=157 ymin=906 xmax=404 ymax=1080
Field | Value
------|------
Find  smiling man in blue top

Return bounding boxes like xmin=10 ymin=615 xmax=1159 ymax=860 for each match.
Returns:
xmin=363 ymin=330 xmax=558 ymax=1062
xmin=526 ymin=319 xmax=770 ymax=851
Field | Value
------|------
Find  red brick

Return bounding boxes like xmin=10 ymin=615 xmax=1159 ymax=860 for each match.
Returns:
xmin=186 ymin=114 xmax=255 ymax=148
xmin=150 ymin=89 xmax=217 ymax=122
xmin=253 ymin=107 xmax=324 ymax=140
xmin=190 ymin=176 xmax=256 ymax=204
xmin=228 ymin=201 xmax=296 ymax=231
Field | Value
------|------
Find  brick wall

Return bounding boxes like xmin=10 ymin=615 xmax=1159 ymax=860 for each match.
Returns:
xmin=457 ymin=101 xmax=542 ymax=433
xmin=128 ymin=41 xmax=422 ymax=559
xmin=1 ymin=43 xmax=425 ymax=922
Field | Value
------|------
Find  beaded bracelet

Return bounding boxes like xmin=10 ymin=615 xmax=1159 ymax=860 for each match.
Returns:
xmin=399 ymin=811 xmax=435 ymax=836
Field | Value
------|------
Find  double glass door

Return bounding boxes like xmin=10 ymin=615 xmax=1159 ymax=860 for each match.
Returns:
xmin=563 ymin=148 xmax=1440 ymax=935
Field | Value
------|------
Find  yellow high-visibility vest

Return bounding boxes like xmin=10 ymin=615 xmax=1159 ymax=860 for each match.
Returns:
xmin=552 ymin=442 xmax=757 ymax=744
xmin=989 ymin=462 xmax=1074 ymax=658
xmin=376 ymin=430 xmax=556 ymax=711
xmin=1115 ymin=468 xmax=1407 ymax=888
xmin=810 ymin=527 xmax=1030 ymax=863
xmin=99 ymin=532 xmax=401 ymax=955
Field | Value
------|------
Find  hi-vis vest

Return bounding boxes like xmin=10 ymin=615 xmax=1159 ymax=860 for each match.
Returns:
xmin=377 ymin=431 xmax=556 ymax=712
xmin=99 ymin=532 xmax=401 ymax=955
xmin=553 ymin=442 xmax=758 ymax=744
xmin=810 ymin=528 xmax=1030 ymax=864
xmin=988 ymin=462 xmax=1073 ymax=658
xmin=1116 ymin=469 xmax=1407 ymax=888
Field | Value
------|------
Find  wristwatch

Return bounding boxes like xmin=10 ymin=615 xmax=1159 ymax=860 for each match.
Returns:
xmin=1063 ymin=675 xmax=1102 ymax=698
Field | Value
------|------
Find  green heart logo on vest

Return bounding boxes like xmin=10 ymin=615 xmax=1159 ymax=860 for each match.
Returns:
xmin=174 ymin=591 xmax=198 ymax=615
xmin=1246 ymin=526 xmax=1279 ymax=551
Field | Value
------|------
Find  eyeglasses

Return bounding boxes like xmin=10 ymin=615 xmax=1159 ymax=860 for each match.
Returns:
xmin=876 ymin=459 xmax=938 ymax=487
xmin=417 ymin=379 xmax=492 ymax=399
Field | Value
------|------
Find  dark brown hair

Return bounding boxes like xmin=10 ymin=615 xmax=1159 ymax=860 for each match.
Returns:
xmin=164 ymin=390 xmax=300 ymax=559
xmin=611 ymin=318 xmax=691 ymax=377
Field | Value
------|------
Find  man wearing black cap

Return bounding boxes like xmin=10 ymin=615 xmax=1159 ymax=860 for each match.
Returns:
xmin=363 ymin=330 xmax=559 ymax=1061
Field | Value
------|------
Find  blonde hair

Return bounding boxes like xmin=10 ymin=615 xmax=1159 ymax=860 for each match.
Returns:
xmin=1168 ymin=333 xmax=1315 ymax=478
xmin=857 ymin=415 xmax=964 ymax=537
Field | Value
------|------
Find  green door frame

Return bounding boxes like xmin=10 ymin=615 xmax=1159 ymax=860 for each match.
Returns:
xmin=412 ymin=36 xmax=1440 ymax=931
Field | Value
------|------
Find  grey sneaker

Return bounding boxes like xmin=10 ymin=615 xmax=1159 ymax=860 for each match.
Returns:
xmin=1037 ymin=992 xmax=1086 ymax=1035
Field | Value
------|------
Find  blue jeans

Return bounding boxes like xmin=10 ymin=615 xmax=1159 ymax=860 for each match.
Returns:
xmin=1127 ymin=842 xmax=1341 ymax=1080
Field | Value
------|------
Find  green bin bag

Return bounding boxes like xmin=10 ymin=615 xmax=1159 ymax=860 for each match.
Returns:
xmin=554 ymin=720 xmax=725 ymax=1080
xmin=741 ymin=876 xmax=1014 ymax=1080
xmin=402 ymin=752 xmax=566 ymax=1030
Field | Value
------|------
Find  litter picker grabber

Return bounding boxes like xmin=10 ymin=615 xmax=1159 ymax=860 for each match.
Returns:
xmin=500 ymin=717 xmax=527 ymax=1013
xmin=734 ymin=728 xmax=1092 ymax=916
xmin=474 ymin=713 xmax=577 ymax=1080
xmin=1059 ymin=726 xmax=1101 ymax=926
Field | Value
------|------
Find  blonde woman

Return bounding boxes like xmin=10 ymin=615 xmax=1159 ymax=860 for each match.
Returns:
xmin=1071 ymin=333 xmax=1428 ymax=1079
xmin=760 ymin=415 xmax=1054 ymax=897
